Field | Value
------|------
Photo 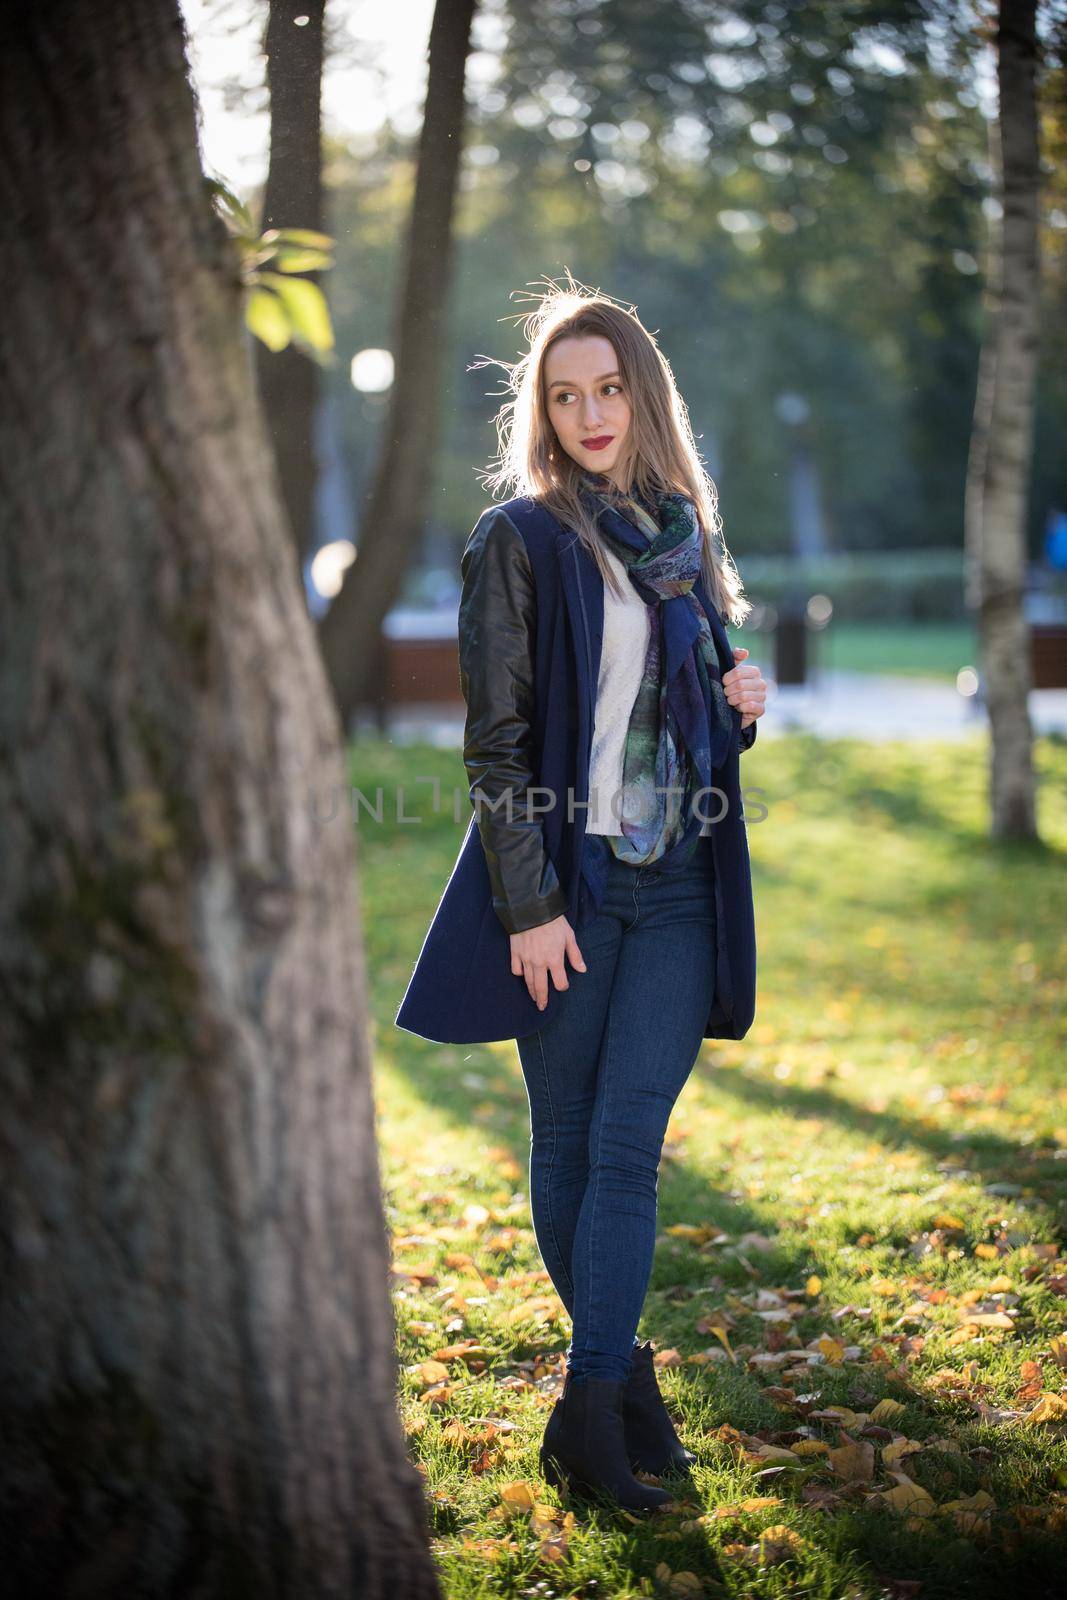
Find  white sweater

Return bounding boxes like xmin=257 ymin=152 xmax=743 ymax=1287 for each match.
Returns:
xmin=586 ymin=547 xmax=714 ymax=839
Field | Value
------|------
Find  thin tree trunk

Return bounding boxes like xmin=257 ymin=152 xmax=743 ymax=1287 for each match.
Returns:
xmin=318 ymin=0 xmax=477 ymax=729
xmin=964 ymin=0 xmax=1040 ymax=837
xmin=0 ymin=4 xmax=439 ymax=1595
xmin=255 ymin=0 xmax=327 ymax=585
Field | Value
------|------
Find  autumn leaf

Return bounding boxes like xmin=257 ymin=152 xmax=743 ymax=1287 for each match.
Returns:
xmin=759 ymin=1524 xmax=808 ymax=1563
xmin=828 ymin=1430 xmax=876 ymax=1483
xmin=418 ymin=1383 xmax=455 ymax=1407
xmin=873 ymin=1471 xmax=937 ymax=1518
xmin=747 ymin=1442 xmax=804 ymax=1467
xmin=460 ymin=1534 xmax=520 ymax=1559
xmin=1049 ymin=1335 xmax=1067 ymax=1368
xmin=1016 ymin=1359 xmax=1045 ymax=1403
xmin=696 ymin=1317 xmax=736 ymax=1362
xmin=440 ymin=1419 xmax=473 ymax=1448
xmin=434 ymin=1341 xmax=490 ymax=1363
xmin=665 ymin=1222 xmax=719 ymax=1243
xmin=499 ymin=1480 xmax=537 ymax=1515
xmin=814 ymin=1405 xmax=864 ymax=1427
xmin=414 ymin=1359 xmax=451 ymax=1387
xmin=667 ymin=1571 xmax=705 ymax=1597
xmin=942 ymin=1488 xmax=996 ymax=1536
xmin=1025 ymin=1392 xmax=1067 ymax=1424
xmin=869 ymin=1398 xmax=907 ymax=1424
xmin=882 ymin=1437 xmax=924 ymax=1472
xmin=704 ymin=1496 xmax=785 ymax=1520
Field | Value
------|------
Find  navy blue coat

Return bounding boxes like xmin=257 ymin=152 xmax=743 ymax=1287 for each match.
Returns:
xmin=394 ymin=494 xmax=757 ymax=1045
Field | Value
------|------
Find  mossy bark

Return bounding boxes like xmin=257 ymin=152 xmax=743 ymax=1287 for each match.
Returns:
xmin=0 ymin=4 xmax=439 ymax=1596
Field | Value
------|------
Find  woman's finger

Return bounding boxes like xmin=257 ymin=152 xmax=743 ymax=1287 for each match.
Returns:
xmin=523 ymin=957 xmax=549 ymax=1010
xmin=566 ymin=928 xmax=587 ymax=972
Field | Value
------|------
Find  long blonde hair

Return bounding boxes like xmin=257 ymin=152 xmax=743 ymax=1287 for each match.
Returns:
xmin=472 ymin=275 xmax=752 ymax=625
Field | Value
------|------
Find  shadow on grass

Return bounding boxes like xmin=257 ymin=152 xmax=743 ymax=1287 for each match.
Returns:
xmin=698 ymin=1063 xmax=1066 ymax=1216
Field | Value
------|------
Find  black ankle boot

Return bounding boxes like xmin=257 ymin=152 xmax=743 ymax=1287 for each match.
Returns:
xmin=539 ymin=1373 xmax=674 ymax=1512
xmin=621 ymin=1341 xmax=696 ymax=1476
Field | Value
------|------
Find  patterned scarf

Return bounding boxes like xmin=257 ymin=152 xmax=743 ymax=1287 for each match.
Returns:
xmin=578 ymin=470 xmax=733 ymax=869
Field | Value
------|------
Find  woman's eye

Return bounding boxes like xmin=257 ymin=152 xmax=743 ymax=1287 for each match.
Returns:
xmin=556 ymin=384 xmax=621 ymax=404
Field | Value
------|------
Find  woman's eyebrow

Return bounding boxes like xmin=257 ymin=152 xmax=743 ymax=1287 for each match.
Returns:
xmin=547 ymin=371 xmax=621 ymax=389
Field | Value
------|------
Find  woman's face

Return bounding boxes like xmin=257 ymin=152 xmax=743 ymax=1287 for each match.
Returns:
xmin=543 ymin=334 xmax=632 ymax=488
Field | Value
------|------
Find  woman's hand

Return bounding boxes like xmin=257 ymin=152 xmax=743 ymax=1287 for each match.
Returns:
xmin=723 ymin=646 xmax=766 ymax=730
xmin=510 ymin=916 xmax=586 ymax=1011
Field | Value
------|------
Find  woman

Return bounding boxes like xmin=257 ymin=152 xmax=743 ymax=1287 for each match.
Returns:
xmin=396 ymin=286 xmax=766 ymax=1512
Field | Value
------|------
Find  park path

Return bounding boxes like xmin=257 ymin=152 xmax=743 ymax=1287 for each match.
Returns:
xmin=356 ymin=671 xmax=1067 ymax=746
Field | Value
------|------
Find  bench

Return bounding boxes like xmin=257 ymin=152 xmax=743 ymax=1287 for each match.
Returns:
xmin=1030 ymin=623 xmax=1067 ymax=689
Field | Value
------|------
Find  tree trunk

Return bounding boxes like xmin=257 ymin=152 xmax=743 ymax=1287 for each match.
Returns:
xmin=0 ymin=4 xmax=440 ymax=1596
xmin=964 ymin=0 xmax=1040 ymax=838
xmin=255 ymin=0 xmax=327 ymax=585
xmin=318 ymin=0 xmax=477 ymax=730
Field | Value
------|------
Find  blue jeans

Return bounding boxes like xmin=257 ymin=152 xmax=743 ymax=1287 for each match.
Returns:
xmin=515 ymin=833 xmax=718 ymax=1384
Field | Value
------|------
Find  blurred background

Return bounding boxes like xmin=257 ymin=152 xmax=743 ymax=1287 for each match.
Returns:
xmin=183 ymin=0 xmax=1067 ymax=741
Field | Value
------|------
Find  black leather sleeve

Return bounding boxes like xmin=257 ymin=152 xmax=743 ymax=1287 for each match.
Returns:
xmin=458 ymin=507 xmax=569 ymax=935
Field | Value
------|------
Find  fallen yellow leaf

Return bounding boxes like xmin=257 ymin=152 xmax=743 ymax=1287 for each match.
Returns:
xmin=748 ymin=1442 xmax=802 ymax=1466
xmin=1026 ymin=1392 xmax=1067 ymax=1424
xmin=942 ymin=1488 xmax=996 ymax=1536
xmin=875 ymin=1471 xmax=937 ymax=1517
xmin=759 ymin=1524 xmax=807 ymax=1563
xmin=499 ymin=1480 xmax=537 ymax=1514
xmin=869 ymin=1398 xmax=907 ymax=1424
xmin=883 ymin=1438 xmax=924 ymax=1472
xmin=700 ymin=1319 xmax=736 ymax=1362
xmin=828 ymin=1434 xmax=875 ymax=1483
xmin=707 ymin=1496 xmax=785 ymax=1519
xmin=416 ymin=1359 xmax=451 ymax=1387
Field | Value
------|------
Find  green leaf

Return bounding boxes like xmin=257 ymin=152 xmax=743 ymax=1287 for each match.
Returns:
xmin=270 ymin=246 xmax=335 ymax=274
xmin=205 ymin=177 xmax=253 ymax=235
xmin=262 ymin=226 xmax=335 ymax=250
xmin=257 ymin=272 xmax=334 ymax=353
xmin=244 ymin=286 xmax=291 ymax=352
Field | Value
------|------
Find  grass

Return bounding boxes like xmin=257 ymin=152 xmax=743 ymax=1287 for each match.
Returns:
xmin=353 ymin=730 xmax=1067 ymax=1599
xmin=728 ymin=623 xmax=979 ymax=682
